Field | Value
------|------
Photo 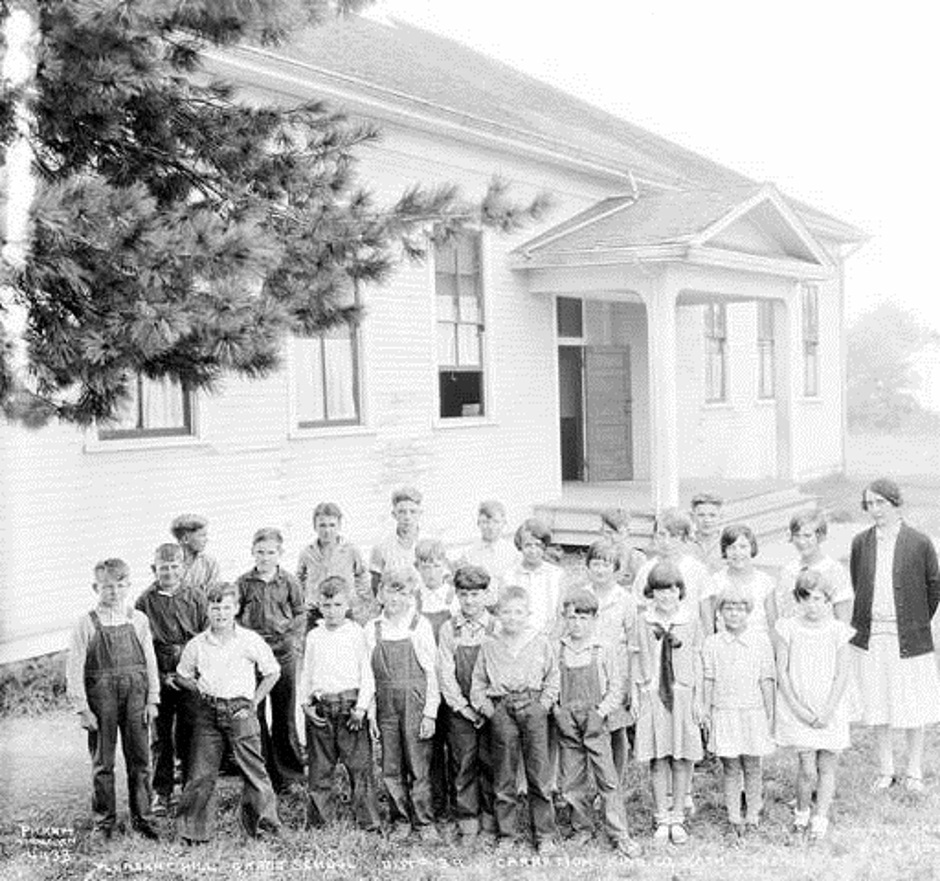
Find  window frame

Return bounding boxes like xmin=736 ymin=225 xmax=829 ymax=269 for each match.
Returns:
xmin=802 ymin=284 xmax=820 ymax=397
xmin=292 ymin=323 xmax=362 ymax=430
xmin=434 ymin=229 xmax=488 ymax=420
xmin=757 ymin=300 xmax=776 ymax=400
xmin=704 ymin=301 xmax=729 ymax=403
xmin=96 ymin=373 xmax=195 ymax=441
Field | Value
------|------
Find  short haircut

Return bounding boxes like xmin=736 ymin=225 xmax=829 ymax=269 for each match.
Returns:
xmin=414 ymin=538 xmax=448 ymax=564
xmin=381 ymin=566 xmax=420 ymax=594
xmin=562 ymin=587 xmax=599 ymax=616
xmin=319 ymin=575 xmax=350 ymax=600
xmin=94 ymin=558 xmax=130 ymax=583
xmin=514 ymin=517 xmax=552 ymax=550
xmin=720 ymin=524 xmax=758 ymax=558
xmin=478 ymin=499 xmax=506 ymax=519
xmin=715 ymin=582 xmax=753 ymax=612
xmin=313 ymin=502 xmax=343 ymax=522
xmin=691 ymin=492 xmax=723 ymax=509
xmin=862 ymin=477 xmax=902 ymax=509
xmin=793 ymin=568 xmax=834 ymax=602
xmin=252 ymin=527 xmax=284 ymax=547
xmin=391 ymin=486 xmax=423 ymax=507
xmin=586 ymin=538 xmax=620 ymax=568
xmin=154 ymin=542 xmax=184 ymax=563
xmin=655 ymin=508 xmax=693 ymax=540
xmin=498 ymin=584 xmax=530 ymax=609
xmin=789 ymin=509 xmax=828 ymax=541
xmin=644 ymin=560 xmax=686 ymax=600
xmin=599 ymin=508 xmax=630 ymax=532
xmin=207 ymin=582 xmax=239 ymax=604
xmin=170 ymin=513 xmax=208 ymax=540
xmin=453 ymin=565 xmax=490 ymax=593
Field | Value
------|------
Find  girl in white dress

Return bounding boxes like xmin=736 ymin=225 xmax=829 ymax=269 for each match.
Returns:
xmin=702 ymin=584 xmax=776 ymax=834
xmin=702 ymin=525 xmax=777 ymax=636
xmin=775 ymin=570 xmax=853 ymax=840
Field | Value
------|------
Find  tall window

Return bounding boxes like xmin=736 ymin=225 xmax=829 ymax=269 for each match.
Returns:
xmin=99 ymin=374 xmax=193 ymax=439
xmin=802 ymin=284 xmax=819 ymax=397
xmin=293 ymin=324 xmax=360 ymax=427
xmin=704 ymin=302 xmax=728 ymax=402
xmin=435 ymin=230 xmax=485 ymax=418
xmin=757 ymin=300 xmax=775 ymax=399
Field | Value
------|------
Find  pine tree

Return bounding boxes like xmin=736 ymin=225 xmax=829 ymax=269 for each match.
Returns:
xmin=0 ymin=0 xmax=550 ymax=426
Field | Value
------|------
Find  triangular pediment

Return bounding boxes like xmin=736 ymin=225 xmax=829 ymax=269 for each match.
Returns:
xmin=694 ymin=185 xmax=831 ymax=266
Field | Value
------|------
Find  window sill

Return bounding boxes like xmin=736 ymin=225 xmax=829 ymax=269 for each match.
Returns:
xmin=754 ymin=397 xmax=777 ymax=407
xmin=288 ymin=424 xmax=378 ymax=441
xmin=432 ymin=416 xmax=500 ymax=431
xmin=84 ymin=433 xmax=208 ymax=454
xmin=800 ymin=396 xmax=823 ymax=404
xmin=700 ymin=401 xmax=734 ymax=412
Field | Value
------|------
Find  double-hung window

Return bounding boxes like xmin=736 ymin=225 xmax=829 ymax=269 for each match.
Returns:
xmin=757 ymin=300 xmax=775 ymax=399
xmin=704 ymin=302 xmax=728 ymax=402
xmin=435 ymin=231 xmax=485 ymax=418
xmin=802 ymin=285 xmax=820 ymax=397
xmin=293 ymin=322 xmax=361 ymax=428
xmin=98 ymin=374 xmax=193 ymax=439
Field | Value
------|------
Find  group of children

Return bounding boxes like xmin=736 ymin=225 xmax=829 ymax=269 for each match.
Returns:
xmin=66 ymin=489 xmax=861 ymax=854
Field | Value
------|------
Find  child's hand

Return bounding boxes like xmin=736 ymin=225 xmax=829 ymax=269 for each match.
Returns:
xmin=144 ymin=704 xmax=159 ymax=726
xmin=346 ymin=708 xmax=366 ymax=732
xmin=459 ymin=706 xmax=482 ymax=726
xmin=538 ymin=695 xmax=555 ymax=713
xmin=418 ymin=716 xmax=436 ymax=740
xmin=369 ymin=714 xmax=380 ymax=741
xmin=478 ymin=699 xmax=496 ymax=719
xmin=691 ymin=701 xmax=705 ymax=726
xmin=79 ymin=709 xmax=98 ymax=732
xmin=303 ymin=703 xmax=328 ymax=728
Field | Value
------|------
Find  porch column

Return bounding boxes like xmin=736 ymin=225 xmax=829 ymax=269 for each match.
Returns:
xmin=773 ymin=296 xmax=796 ymax=480
xmin=645 ymin=279 xmax=680 ymax=510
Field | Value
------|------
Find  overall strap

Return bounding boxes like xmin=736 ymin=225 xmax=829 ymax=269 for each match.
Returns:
xmin=409 ymin=614 xmax=420 ymax=632
xmin=89 ymin=610 xmax=103 ymax=632
xmin=374 ymin=619 xmax=383 ymax=642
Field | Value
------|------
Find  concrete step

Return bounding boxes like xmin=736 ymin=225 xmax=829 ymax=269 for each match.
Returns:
xmin=536 ymin=485 xmax=819 ymax=548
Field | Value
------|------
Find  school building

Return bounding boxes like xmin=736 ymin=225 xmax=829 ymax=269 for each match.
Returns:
xmin=0 ymin=15 xmax=866 ymax=662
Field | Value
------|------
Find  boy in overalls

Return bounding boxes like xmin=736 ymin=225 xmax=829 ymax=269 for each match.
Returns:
xmin=66 ymin=559 xmax=161 ymax=840
xmin=365 ymin=566 xmax=440 ymax=840
xmin=555 ymin=588 xmax=640 ymax=857
xmin=437 ymin=565 xmax=497 ymax=839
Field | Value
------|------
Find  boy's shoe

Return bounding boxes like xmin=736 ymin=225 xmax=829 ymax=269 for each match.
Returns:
xmin=494 ymin=836 xmax=517 ymax=853
xmin=152 ymin=794 xmax=170 ymax=817
xmin=613 ymin=837 xmax=641 ymax=858
xmin=809 ymin=815 xmax=829 ymax=841
xmin=387 ymin=823 xmax=411 ymax=842
xmin=256 ymin=818 xmax=282 ymax=840
xmin=418 ymin=824 xmax=441 ymax=844
xmin=669 ymin=823 xmax=689 ymax=845
xmin=132 ymin=820 xmax=160 ymax=841
xmin=538 ymin=838 xmax=559 ymax=856
xmin=567 ymin=830 xmax=594 ymax=848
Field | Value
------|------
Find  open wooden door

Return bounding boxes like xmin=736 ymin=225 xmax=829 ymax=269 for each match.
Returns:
xmin=585 ymin=345 xmax=633 ymax=481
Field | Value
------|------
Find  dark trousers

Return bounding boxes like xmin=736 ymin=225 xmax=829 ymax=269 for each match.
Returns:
xmin=490 ymin=695 xmax=557 ymax=844
xmin=178 ymin=698 xmax=280 ymax=841
xmin=86 ymin=674 xmax=153 ymax=832
xmin=305 ymin=706 xmax=380 ymax=830
xmin=430 ymin=705 xmax=453 ymax=818
xmin=258 ymin=644 xmax=305 ymax=791
xmin=152 ymin=682 xmax=194 ymax=797
xmin=448 ymin=712 xmax=495 ymax=833
xmin=555 ymin=707 xmax=631 ymax=841
xmin=377 ymin=686 xmax=433 ymax=828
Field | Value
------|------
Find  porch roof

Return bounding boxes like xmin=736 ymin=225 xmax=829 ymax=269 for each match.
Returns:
xmin=511 ymin=182 xmax=839 ymax=275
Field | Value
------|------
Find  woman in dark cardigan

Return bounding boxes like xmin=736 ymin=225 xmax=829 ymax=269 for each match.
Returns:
xmin=850 ymin=478 xmax=940 ymax=793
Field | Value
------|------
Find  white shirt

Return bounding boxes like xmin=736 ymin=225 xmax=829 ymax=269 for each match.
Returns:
xmin=460 ymin=539 xmax=521 ymax=605
xmin=177 ymin=625 xmax=279 ymax=700
xmin=873 ymin=522 xmax=900 ymax=622
xmin=300 ymin=619 xmax=374 ymax=714
xmin=777 ymin=555 xmax=853 ymax=619
xmin=502 ymin=561 xmax=564 ymax=636
xmin=364 ymin=612 xmax=440 ymax=718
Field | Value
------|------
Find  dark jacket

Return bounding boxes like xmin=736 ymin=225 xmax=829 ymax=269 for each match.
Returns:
xmin=849 ymin=522 xmax=940 ymax=658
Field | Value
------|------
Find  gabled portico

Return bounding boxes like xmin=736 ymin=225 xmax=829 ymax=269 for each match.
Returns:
xmin=512 ymin=183 xmax=839 ymax=511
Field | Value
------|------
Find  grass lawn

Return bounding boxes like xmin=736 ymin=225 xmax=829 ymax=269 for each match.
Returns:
xmin=2 ymin=707 xmax=940 ymax=881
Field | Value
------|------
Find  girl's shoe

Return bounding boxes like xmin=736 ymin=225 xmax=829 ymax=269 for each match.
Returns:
xmin=669 ymin=823 xmax=689 ymax=845
xmin=904 ymin=776 xmax=925 ymax=794
xmin=871 ymin=774 xmax=896 ymax=792
xmin=809 ymin=815 xmax=829 ymax=840
xmin=653 ymin=823 xmax=670 ymax=843
xmin=792 ymin=807 xmax=811 ymax=834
